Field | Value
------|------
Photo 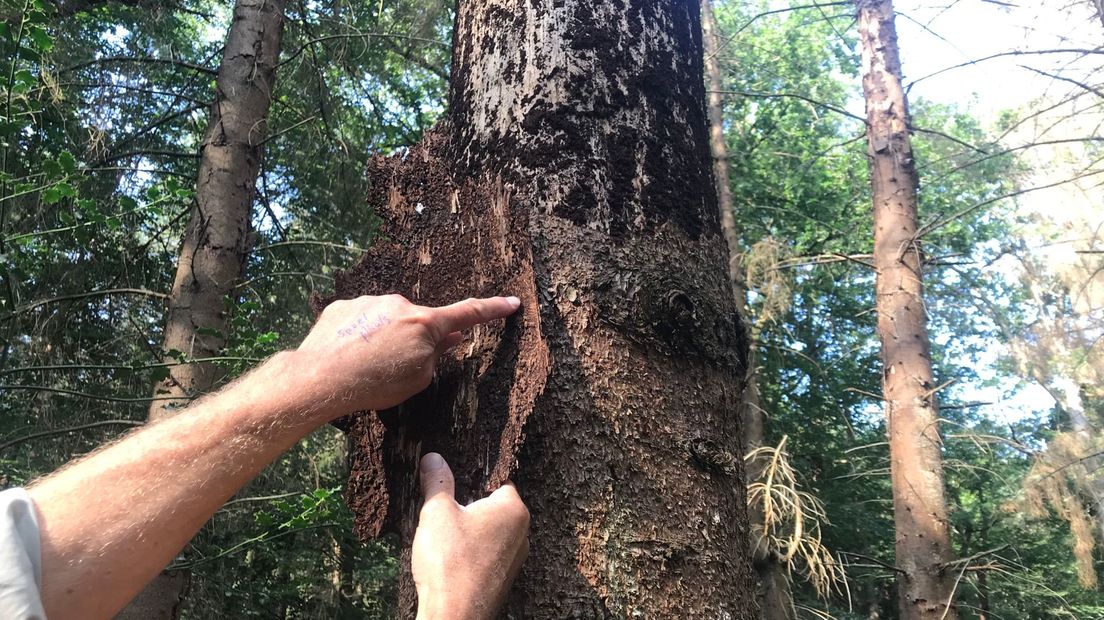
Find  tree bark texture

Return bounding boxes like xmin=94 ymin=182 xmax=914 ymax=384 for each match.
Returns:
xmin=319 ymin=0 xmax=757 ymax=616
xmin=701 ymin=2 xmax=792 ymax=619
xmin=856 ymin=2 xmax=957 ymax=619
xmin=125 ymin=1 xmax=285 ymax=618
xmin=148 ymin=0 xmax=286 ymax=420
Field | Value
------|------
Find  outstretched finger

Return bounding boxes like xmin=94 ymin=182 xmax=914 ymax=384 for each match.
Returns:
xmin=419 ymin=453 xmax=455 ymax=506
xmin=432 ymin=296 xmax=520 ymax=335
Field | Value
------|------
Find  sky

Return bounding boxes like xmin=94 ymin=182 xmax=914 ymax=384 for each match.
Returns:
xmin=891 ymin=1 xmax=1103 ymax=425
xmin=894 ymin=0 xmax=1101 ymax=116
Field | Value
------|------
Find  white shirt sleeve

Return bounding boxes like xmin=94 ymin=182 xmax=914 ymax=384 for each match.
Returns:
xmin=0 ymin=488 xmax=46 ymax=619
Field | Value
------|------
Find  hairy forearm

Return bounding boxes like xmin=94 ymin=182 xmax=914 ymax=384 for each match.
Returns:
xmin=28 ymin=351 xmax=326 ymax=620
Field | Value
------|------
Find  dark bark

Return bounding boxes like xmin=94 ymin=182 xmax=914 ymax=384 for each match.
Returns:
xmin=320 ymin=0 xmax=757 ymax=616
xmin=701 ymin=2 xmax=792 ymax=618
xmin=856 ymin=1 xmax=958 ymax=619
xmin=123 ymin=1 xmax=286 ymax=617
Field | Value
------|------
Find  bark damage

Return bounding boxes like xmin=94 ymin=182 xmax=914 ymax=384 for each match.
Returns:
xmin=317 ymin=0 xmax=756 ymax=616
xmin=857 ymin=1 xmax=958 ymax=619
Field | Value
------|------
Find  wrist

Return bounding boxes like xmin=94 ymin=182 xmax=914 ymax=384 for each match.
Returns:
xmin=248 ymin=350 xmax=333 ymax=425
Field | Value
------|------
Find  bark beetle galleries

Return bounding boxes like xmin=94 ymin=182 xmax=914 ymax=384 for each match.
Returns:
xmin=315 ymin=0 xmax=757 ymax=616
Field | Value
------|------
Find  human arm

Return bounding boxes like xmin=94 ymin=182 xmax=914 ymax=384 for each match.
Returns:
xmin=26 ymin=294 xmax=520 ymax=620
xmin=412 ymin=453 xmax=530 ymax=620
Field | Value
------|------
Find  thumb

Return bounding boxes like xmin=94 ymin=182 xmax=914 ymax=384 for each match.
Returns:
xmin=419 ymin=452 xmax=455 ymax=505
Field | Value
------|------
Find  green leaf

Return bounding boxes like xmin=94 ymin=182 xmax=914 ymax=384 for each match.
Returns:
xmin=57 ymin=150 xmax=75 ymax=173
xmin=27 ymin=26 xmax=52 ymax=52
xmin=145 ymin=186 xmax=161 ymax=200
xmin=17 ymin=47 xmax=40 ymax=63
xmin=195 ymin=327 xmax=224 ymax=338
xmin=119 ymin=195 xmax=138 ymax=210
xmin=12 ymin=69 xmax=35 ymax=94
xmin=42 ymin=159 xmax=61 ymax=177
xmin=42 ymin=186 xmax=62 ymax=204
xmin=55 ymin=181 xmax=76 ymax=198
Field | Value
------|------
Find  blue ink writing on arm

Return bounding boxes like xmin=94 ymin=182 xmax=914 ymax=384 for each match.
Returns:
xmin=337 ymin=313 xmax=392 ymax=342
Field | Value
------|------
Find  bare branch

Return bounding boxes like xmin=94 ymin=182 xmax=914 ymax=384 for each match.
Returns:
xmin=1 ymin=288 xmax=169 ymax=322
xmin=0 ymin=419 xmax=143 ymax=453
xmin=0 ymin=384 xmax=185 ymax=403
xmin=60 ymin=56 xmax=218 ymax=76
xmin=908 ymin=48 xmax=1104 ymax=89
xmin=278 ymin=32 xmax=449 ymax=70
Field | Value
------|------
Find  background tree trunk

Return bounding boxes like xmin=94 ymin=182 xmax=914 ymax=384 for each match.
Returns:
xmin=701 ymin=2 xmax=793 ymax=618
xmin=122 ymin=1 xmax=286 ymax=617
xmin=322 ymin=0 xmax=757 ymax=616
xmin=148 ymin=0 xmax=286 ymax=419
xmin=856 ymin=1 xmax=957 ymax=619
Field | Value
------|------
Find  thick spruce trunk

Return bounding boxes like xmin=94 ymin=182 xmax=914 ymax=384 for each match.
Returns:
xmin=701 ymin=2 xmax=792 ymax=618
xmin=856 ymin=1 xmax=957 ymax=619
xmin=148 ymin=0 xmax=286 ymax=419
xmin=124 ymin=2 xmax=285 ymax=618
xmin=323 ymin=0 xmax=757 ymax=616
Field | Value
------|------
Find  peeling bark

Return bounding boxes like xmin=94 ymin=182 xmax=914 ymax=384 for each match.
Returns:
xmin=320 ymin=0 xmax=757 ymax=616
xmin=701 ymin=2 xmax=792 ymax=618
xmin=856 ymin=1 xmax=958 ymax=619
xmin=125 ymin=1 xmax=286 ymax=617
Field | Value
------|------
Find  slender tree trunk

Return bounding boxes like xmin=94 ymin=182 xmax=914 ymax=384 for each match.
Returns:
xmin=701 ymin=2 xmax=793 ymax=618
xmin=123 ymin=1 xmax=286 ymax=617
xmin=148 ymin=0 xmax=286 ymax=419
xmin=856 ymin=2 xmax=957 ymax=619
xmin=976 ymin=570 xmax=990 ymax=620
xmin=323 ymin=0 xmax=757 ymax=616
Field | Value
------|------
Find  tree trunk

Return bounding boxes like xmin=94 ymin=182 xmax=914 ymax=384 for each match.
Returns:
xmin=123 ymin=1 xmax=286 ymax=617
xmin=975 ymin=569 xmax=989 ymax=620
xmin=322 ymin=0 xmax=757 ymax=616
xmin=701 ymin=2 xmax=793 ymax=618
xmin=148 ymin=0 xmax=286 ymax=419
xmin=856 ymin=2 xmax=958 ymax=619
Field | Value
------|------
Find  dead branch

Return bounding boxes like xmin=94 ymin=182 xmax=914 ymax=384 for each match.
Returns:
xmin=0 ymin=419 xmax=143 ymax=453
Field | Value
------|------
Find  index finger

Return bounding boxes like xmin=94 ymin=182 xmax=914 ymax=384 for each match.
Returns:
xmin=431 ymin=296 xmax=521 ymax=335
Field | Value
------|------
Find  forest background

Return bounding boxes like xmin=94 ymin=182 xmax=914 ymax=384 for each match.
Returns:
xmin=0 ymin=0 xmax=1102 ymax=618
